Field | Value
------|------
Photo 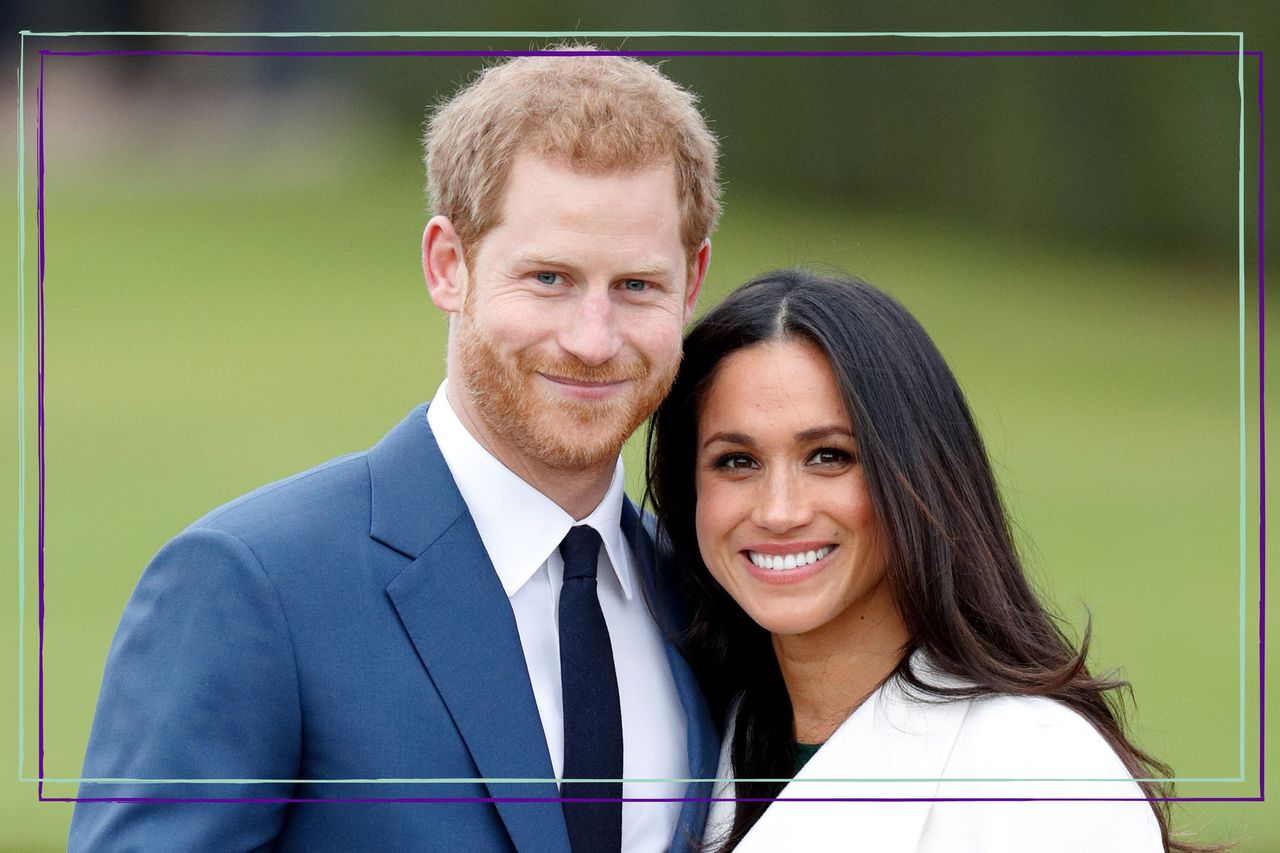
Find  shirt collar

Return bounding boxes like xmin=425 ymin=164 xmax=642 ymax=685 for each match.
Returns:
xmin=426 ymin=380 xmax=634 ymax=601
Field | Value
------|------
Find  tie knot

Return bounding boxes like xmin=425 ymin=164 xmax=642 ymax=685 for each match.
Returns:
xmin=560 ymin=526 xmax=603 ymax=581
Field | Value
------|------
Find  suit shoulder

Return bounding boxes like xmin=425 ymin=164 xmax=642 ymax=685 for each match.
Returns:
xmin=929 ymin=694 xmax=1163 ymax=850
xmin=965 ymin=692 xmax=1095 ymax=729
xmin=954 ymin=693 xmax=1134 ymax=779
xmin=185 ymin=450 xmax=372 ymax=544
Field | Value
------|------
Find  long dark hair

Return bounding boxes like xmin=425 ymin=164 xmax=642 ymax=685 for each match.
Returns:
xmin=645 ymin=269 xmax=1212 ymax=852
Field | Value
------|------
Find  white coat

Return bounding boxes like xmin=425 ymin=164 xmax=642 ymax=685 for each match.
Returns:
xmin=704 ymin=661 xmax=1164 ymax=852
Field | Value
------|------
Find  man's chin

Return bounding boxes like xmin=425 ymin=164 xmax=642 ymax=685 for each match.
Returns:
xmin=459 ymin=360 xmax=666 ymax=471
xmin=516 ymin=417 xmax=631 ymax=471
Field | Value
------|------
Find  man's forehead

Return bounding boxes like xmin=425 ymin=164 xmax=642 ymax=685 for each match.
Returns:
xmin=482 ymin=154 xmax=684 ymax=248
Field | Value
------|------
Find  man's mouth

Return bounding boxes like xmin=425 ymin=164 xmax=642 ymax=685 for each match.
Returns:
xmin=540 ymin=374 xmax=627 ymax=387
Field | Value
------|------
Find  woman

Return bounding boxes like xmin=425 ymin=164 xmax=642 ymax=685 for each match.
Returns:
xmin=646 ymin=269 xmax=1213 ymax=852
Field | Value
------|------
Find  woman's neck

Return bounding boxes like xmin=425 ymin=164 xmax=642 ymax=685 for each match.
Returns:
xmin=772 ymin=597 xmax=911 ymax=744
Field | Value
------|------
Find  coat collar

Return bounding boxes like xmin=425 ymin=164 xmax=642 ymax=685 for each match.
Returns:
xmin=373 ymin=405 xmax=570 ymax=851
xmin=426 ymin=386 xmax=637 ymax=600
xmin=370 ymin=404 xmax=718 ymax=853
xmin=367 ymin=404 xmax=463 ymax=560
xmin=706 ymin=655 xmax=973 ymax=853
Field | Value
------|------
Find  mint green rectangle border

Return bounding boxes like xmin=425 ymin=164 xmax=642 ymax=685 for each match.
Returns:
xmin=15 ymin=29 xmax=1254 ymax=788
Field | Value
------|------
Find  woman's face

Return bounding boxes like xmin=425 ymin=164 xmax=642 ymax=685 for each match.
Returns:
xmin=694 ymin=338 xmax=897 ymax=642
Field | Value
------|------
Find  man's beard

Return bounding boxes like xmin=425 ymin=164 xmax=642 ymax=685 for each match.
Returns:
xmin=453 ymin=314 xmax=679 ymax=471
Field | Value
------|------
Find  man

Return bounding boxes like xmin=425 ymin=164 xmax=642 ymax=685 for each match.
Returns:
xmin=70 ymin=51 xmax=720 ymax=852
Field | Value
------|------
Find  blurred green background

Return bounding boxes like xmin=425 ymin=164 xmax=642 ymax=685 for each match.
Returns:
xmin=4 ymin=24 xmax=1275 ymax=852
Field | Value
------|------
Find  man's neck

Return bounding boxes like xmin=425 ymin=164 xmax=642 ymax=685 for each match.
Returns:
xmin=445 ymin=382 xmax=617 ymax=521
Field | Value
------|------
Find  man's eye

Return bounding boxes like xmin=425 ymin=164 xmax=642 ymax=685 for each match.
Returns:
xmin=620 ymin=279 xmax=649 ymax=292
xmin=534 ymin=272 xmax=560 ymax=286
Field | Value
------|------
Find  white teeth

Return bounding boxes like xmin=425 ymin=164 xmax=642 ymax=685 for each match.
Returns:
xmin=748 ymin=545 xmax=835 ymax=570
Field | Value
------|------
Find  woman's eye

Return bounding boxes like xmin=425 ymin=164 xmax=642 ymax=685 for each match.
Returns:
xmin=534 ymin=272 xmax=560 ymax=286
xmin=714 ymin=453 xmax=757 ymax=471
xmin=620 ymin=279 xmax=649 ymax=292
xmin=809 ymin=448 xmax=853 ymax=466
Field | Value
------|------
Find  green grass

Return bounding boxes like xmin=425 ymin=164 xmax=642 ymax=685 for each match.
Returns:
xmin=3 ymin=134 xmax=1270 ymax=850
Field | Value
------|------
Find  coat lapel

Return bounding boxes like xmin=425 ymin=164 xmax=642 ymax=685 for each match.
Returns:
xmin=715 ymin=659 xmax=973 ymax=853
xmin=370 ymin=406 xmax=570 ymax=853
xmin=625 ymin=503 xmax=720 ymax=853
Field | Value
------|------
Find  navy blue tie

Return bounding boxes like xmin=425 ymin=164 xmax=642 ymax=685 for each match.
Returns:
xmin=558 ymin=525 xmax=623 ymax=853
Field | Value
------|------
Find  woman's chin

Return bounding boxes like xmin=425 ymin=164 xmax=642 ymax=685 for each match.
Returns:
xmin=738 ymin=600 xmax=829 ymax=638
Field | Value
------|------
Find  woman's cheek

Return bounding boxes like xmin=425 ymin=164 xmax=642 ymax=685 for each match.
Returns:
xmin=694 ymin=474 xmax=734 ymax=585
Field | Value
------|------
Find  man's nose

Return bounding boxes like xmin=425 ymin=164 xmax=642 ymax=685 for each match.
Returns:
xmin=558 ymin=286 xmax=623 ymax=366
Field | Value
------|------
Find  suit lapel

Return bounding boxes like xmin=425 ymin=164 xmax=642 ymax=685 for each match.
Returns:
xmin=371 ymin=406 xmax=570 ymax=853
xmin=625 ymin=502 xmax=720 ymax=853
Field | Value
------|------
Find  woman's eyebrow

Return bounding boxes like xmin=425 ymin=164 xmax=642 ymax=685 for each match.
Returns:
xmin=700 ymin=426 xmax=854 ymax=450
xmin=795 ymin=426 xmax=855 ymax=442
xmin=701 ymin=431 xmax=755 ymax=450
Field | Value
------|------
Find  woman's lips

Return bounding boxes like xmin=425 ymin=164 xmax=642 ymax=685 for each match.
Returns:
xmin=740 ymin=543 xmax=838 ymax=585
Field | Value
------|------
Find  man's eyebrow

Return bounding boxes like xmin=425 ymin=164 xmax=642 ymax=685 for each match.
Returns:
xmin=511 ymin=252 xmax=575 ymax=269
xmin=511 ymin=253 xmax=678 ymax=278
xmin=617 ymin=260 xmax=679 ymax=278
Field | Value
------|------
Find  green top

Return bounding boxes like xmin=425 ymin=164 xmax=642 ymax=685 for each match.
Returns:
xmin=795 ymin=741 xmax=823 ymax=773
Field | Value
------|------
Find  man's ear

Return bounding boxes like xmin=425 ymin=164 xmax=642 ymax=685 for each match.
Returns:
xmin=682 ymin=238 xmax=711 ymax=324
xmin=423 ymin=216 xmax=468 ymax=313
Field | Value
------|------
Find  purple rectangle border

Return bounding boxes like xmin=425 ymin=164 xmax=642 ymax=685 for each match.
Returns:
xmin=26 ymin=44 xmax=1267 ymax=805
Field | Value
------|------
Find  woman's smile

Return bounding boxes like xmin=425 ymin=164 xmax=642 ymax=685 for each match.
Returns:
xmin=741 ymin=543 xmax=838 ymax=583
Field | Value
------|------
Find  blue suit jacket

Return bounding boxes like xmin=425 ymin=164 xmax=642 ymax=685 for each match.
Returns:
xmin=70 ymin=404 xmax=719 ymax=852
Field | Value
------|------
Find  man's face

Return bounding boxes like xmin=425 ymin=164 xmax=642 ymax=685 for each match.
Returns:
xmin=447 ymin=152 xmax=706 ymax=472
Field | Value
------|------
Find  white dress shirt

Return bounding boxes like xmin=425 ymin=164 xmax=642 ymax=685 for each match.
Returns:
xmin=428 ymin=381 xmax=689 ymax=852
